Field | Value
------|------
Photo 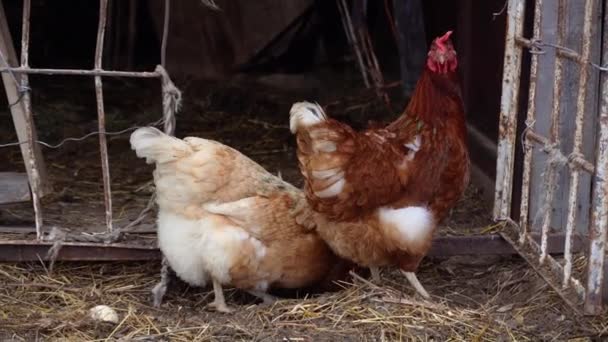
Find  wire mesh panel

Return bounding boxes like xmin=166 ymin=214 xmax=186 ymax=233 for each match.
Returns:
xmin=494 ymin=0 xmax=607 ymax=315
xmin=0 ymin=0 xmax=182 ymax=255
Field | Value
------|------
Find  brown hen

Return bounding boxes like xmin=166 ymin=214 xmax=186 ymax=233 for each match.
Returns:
xmin=290 ymin=31 xmax=470 ymax=298
xmin=130 ymin=127 xmax=352 ymax=313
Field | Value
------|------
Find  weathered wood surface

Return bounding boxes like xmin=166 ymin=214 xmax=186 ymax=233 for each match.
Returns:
xmin=0 ymin=172 xmax=31 ymax=204
xmin=528 ymin=1 xmax=602 ymax=234
xmin=146 ymin=0 xmax=312 ymax=79
xmin=0 ymin=0 xmax=50 ymax=196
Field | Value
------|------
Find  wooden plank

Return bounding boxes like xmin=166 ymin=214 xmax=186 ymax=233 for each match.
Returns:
xmin=0 ymin=172 xmax=30 ymax=204
xmin=145 ymin=0 xmax=312 ymax=78
xmin=0 ymin=234 xmax=586 ymax=262
xmin=0 ymin=0 xmax=50 ymax=196
xmin=0 ymin=226 xmax=35 ymax=234
xmin=391 ymin=0 xmax=426 ymax=97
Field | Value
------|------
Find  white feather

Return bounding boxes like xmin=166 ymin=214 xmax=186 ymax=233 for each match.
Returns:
xmin=404 ymin=135 xmax=422 ymax=161
xmin=313 ymin=140 xmax=337 ymax=152
xmin=404 ymin=135 xmax=421 ymax=151
xmin=130 ymin=127 xmax=190 ymax=164
xmin=311 ymin=167 xmax=342 ymax=180
xmin=157 ymin=210 xmax=267 ymax=287
xmin=378 ymin=206 xmax=434 ymax=246
xmin=289 ymin=101 xmax=327 ymax=133
xmin=314 ymin=178 xmax=346 ymax=198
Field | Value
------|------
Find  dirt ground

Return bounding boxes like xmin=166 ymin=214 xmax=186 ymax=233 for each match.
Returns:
xmin=1 ymin=71 xmax=606 ymax=340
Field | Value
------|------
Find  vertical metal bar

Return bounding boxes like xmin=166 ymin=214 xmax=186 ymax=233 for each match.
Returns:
xmin=519 ymin=0 xmax=542 ymax=245
xmin=94 ymin=0 xmax=113 ymax=232
xmin=154 ymin=0 xmax=175 ymax=309
xmin=161 ymin=0 xmax=170 ymax=68
xmin=494 ymin=0 xmax=526 ymax=221
xmin=19 ymin=0 xmax=44 ymax=239
xmin=563 ymin=0 xmax=595 ymax=288
xmin=584 ymin=0 xmax=608 ymax=315
xmin=539 ymin=0 xmax=566 ymax=264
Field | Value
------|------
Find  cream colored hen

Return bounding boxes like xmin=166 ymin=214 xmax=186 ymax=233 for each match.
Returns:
xmin=130 ymin=127 xmax=346 ymax=313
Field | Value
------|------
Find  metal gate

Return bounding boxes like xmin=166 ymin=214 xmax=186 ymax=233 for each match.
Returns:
xmin=0 ymin=0 xmax=183 ymax=258
xmin=494 ymin=0 xmax=607 ymax=315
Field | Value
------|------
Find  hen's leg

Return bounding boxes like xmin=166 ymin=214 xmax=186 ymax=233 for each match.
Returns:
xmin=151 ymin=257 xmax=170 ymax=307
xmin=208 ymin=278 xmax=234 ymax=313
xmin=400 ymin=271 xmax=430 ymax=299
xmin=370 ymin=267 xmax=381 ymax=282
xmin=247 ymin=290 xmax=278 ymax=305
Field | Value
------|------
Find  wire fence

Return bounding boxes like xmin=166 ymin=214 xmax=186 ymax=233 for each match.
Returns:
xmin=0 ymin=0 xmax=186 ymax=253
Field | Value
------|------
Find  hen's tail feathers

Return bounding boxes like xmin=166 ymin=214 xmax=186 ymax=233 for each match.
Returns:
xmin=130 ymin=127 xmax=191 ymax=164
xmin=289 ymin=101 xmax=327 ymax=134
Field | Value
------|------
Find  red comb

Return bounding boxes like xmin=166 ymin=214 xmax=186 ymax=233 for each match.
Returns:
xmin=435 ymin=31 xmax=453 ymax=50
xmin=438 ymin=31 xmax=453 ymax=43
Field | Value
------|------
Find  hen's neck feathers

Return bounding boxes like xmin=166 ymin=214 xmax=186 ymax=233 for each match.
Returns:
xmin=389 ymin=68 xmax=463 ymax=129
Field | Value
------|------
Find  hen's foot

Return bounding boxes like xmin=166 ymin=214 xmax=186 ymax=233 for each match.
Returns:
xmin=400 ymin=270 xmax=430 ymax=299
xmin=247 ymin=290 xmax=278 ymax=305
xmin=208 ymin=300 xmax=235 ymax=313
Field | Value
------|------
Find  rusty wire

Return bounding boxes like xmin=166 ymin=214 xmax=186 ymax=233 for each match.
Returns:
xmin=519 ymin=38 xmax=608 ymax=71
xmin=0 ymin=49 xmax=30 ymax=108
xmin=492 ymin=0 xmax=508 ymax=20
xmin=0 ymin=118 xmax=166 ymax=149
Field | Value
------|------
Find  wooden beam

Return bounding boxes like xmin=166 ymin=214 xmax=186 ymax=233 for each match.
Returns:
xmin=0 ymin=234 xmax=585 ymax=262
xmin=0 ymin=0 xmax=50 ymax=196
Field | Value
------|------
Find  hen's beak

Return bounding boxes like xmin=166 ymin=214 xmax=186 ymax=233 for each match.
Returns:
xmin=437 ymin=55 xmax=446 ymax=65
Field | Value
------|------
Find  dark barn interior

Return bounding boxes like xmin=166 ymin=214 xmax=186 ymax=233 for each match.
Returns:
xmin=2 ymin=0 xmax=607 ymax=340
xmin=2 ymin=0 xmax=507 ymax=199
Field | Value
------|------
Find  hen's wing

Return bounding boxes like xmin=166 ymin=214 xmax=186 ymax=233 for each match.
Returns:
xmin=202 ymin=191 xmax=316 ymax=241
xmin=290 ymin=102 xmax=421 ymax=220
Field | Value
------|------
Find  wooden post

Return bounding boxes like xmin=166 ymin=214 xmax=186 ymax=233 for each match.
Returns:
xmin=0 ymin=0 xmax=50 ymax=197
xmin=392 ymin=0 xmax=426 ymax=97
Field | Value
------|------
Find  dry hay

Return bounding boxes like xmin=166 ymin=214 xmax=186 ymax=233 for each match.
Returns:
xmin=1 ymin=258 xmax=606 ymax=341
